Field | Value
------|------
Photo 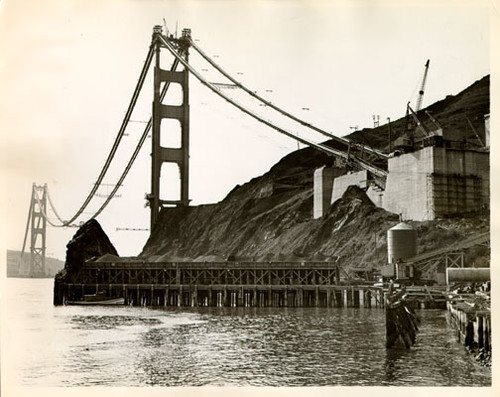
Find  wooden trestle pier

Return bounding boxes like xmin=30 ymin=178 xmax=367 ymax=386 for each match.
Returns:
xmin=54 ymin=260 xmax=386 ymax=308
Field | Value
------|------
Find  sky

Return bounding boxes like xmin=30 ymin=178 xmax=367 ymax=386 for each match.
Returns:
xmin=0 ymin=0 xmax=496 ymax=261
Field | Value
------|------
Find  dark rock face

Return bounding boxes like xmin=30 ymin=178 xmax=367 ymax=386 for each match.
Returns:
xmin=140 ymin=182 xmax=399 ymax=266
xmin=56 ymin=219 xmax=117 ymax=281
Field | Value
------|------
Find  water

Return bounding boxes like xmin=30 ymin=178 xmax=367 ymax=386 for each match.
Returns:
xmin=1 ymin=278 xmax=491 ymax=387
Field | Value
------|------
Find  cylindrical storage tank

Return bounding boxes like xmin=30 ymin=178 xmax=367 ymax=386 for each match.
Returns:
xmin=447 ymin=268 xmax=490 ymax=284
xmin=387 ymin=222 xmax=417 ymax=264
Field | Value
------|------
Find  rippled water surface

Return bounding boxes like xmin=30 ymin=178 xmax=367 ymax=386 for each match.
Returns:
xmin=2 ymin=278 xmax=491 ymax=386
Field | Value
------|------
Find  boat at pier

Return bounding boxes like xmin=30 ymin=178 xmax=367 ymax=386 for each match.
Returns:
xmin=65 ymin=291 xmax=125 ymax=306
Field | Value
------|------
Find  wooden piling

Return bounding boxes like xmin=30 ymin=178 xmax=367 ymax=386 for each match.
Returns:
xmin=353 ymin=288 xmax=360 ymax=307
xmin=447 ymin=301 xmax=491 ymax=356
xmin=57 ymin=261 xmax=450 ymax=312
xmin=386 ymin=283 xmax=419 ymax=349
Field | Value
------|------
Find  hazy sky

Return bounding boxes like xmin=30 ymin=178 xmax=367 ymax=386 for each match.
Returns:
xmin=0 ymin=0 xmax=495 ymax=260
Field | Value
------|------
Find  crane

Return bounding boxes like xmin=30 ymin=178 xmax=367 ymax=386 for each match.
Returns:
xmin=415 ymin=59 xmax=430 ymax=112
xmin=407 ymin=104 xmax=430 ymax=138
xmin=403 ymin=59 xmax=430 ymax=149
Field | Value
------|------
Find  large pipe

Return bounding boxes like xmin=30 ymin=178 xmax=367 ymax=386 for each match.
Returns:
xmin=446 ymin=268 xmax=490 ymax=284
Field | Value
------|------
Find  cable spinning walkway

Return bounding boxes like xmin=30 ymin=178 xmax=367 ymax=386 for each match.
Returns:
xmin=188 ymin=38 xmax=388 ymax=160
xmin=159 ymin=34 xmax=387 ymax=178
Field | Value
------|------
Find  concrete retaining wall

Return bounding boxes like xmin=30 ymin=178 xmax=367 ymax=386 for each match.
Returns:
xmin=313 ymin=167 xmax=337 ymax=218
xmin=366 ymin=185 xmax=384 ymax=207
xmin=331 ymin=170 xmax=368 ymax=204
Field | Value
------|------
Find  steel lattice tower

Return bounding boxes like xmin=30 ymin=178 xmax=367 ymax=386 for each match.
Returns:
xmin=148 ymin=26 xmax=191 ymax=230
xmin=30 ymin=183 xmax=47 ymax=277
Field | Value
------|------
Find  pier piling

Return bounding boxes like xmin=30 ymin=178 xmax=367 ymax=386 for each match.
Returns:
xmin=54 ymin=261 xmax=421 ymax=309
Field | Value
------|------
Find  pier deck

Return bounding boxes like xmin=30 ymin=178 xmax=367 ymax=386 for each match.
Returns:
xmin=54 ymin=260 xmax=387 ymax=308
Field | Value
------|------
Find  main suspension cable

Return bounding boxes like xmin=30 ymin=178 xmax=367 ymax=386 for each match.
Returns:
xmin=39 ymin=46 xmax=180 ymax=227
xmin=189 ymin=38 xmax=388 ymax=160
xmin=40 ymin=32 xmax=388 ymax=230
xmin=46 ymin=185 xmax=65 ymax=224
xmin=57 ymin=44 xmax=155 ymax=226
xmin=19 ymin=194 xmax=33 ymax=267
xmin=32 ymin=188 xmax=67 ymax=227
xmin=89 ymin=57 xmax=182 ymax=220
xmin=160 ymin=35 xmax=387 ymax=178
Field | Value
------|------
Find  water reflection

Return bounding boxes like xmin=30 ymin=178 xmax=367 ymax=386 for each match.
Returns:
xmin=383 ymin=348 xmax=412 ymax=385
xmin=4 ymin=279 xmax=491 ymax=387
xmin=131 ymin=307 xmax=491 ymax=386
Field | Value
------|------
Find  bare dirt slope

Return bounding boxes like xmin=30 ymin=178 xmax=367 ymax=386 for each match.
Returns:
xmin=140 ymin=75 xmax=490 ymax=271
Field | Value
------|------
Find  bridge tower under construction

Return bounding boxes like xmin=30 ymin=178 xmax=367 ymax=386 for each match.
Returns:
xmin=147 ymin=26 xmax=191 ymax=230
xmin=28 ymin=183 xmax=47 ymax=277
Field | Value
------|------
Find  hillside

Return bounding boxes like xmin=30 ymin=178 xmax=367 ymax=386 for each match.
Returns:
xmin=139 ymin=75 xmax=490 ymax=271
xmin=348 ymin=75 xmax=489 ymax=151
xmin=7 ymin=250 xmax=64 ymax=278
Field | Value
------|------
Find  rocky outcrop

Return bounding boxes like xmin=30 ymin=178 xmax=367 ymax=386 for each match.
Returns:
xmin=55 ymin=219 xmax=117 ymax=282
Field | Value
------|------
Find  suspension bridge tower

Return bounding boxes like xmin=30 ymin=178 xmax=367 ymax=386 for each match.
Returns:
xmin=29 ymin=183 xmax=47 ymax=277
xmin=148 ymin=25 xmax=191 ymax=230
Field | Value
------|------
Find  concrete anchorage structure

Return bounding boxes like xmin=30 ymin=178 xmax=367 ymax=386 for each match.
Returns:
xmin=382 ymin=146 xmax=488 ymax=220
xmin=313 ymin=167 xmax=341 ymax=219
xmin=314 ymin=118 xmax=490 ymax=221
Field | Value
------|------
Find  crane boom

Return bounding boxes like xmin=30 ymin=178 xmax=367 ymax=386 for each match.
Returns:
xmin=408 ymin=104 xmax=430 ymax=137
xmin=415 ymin=59 xmax=430 ymax=112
